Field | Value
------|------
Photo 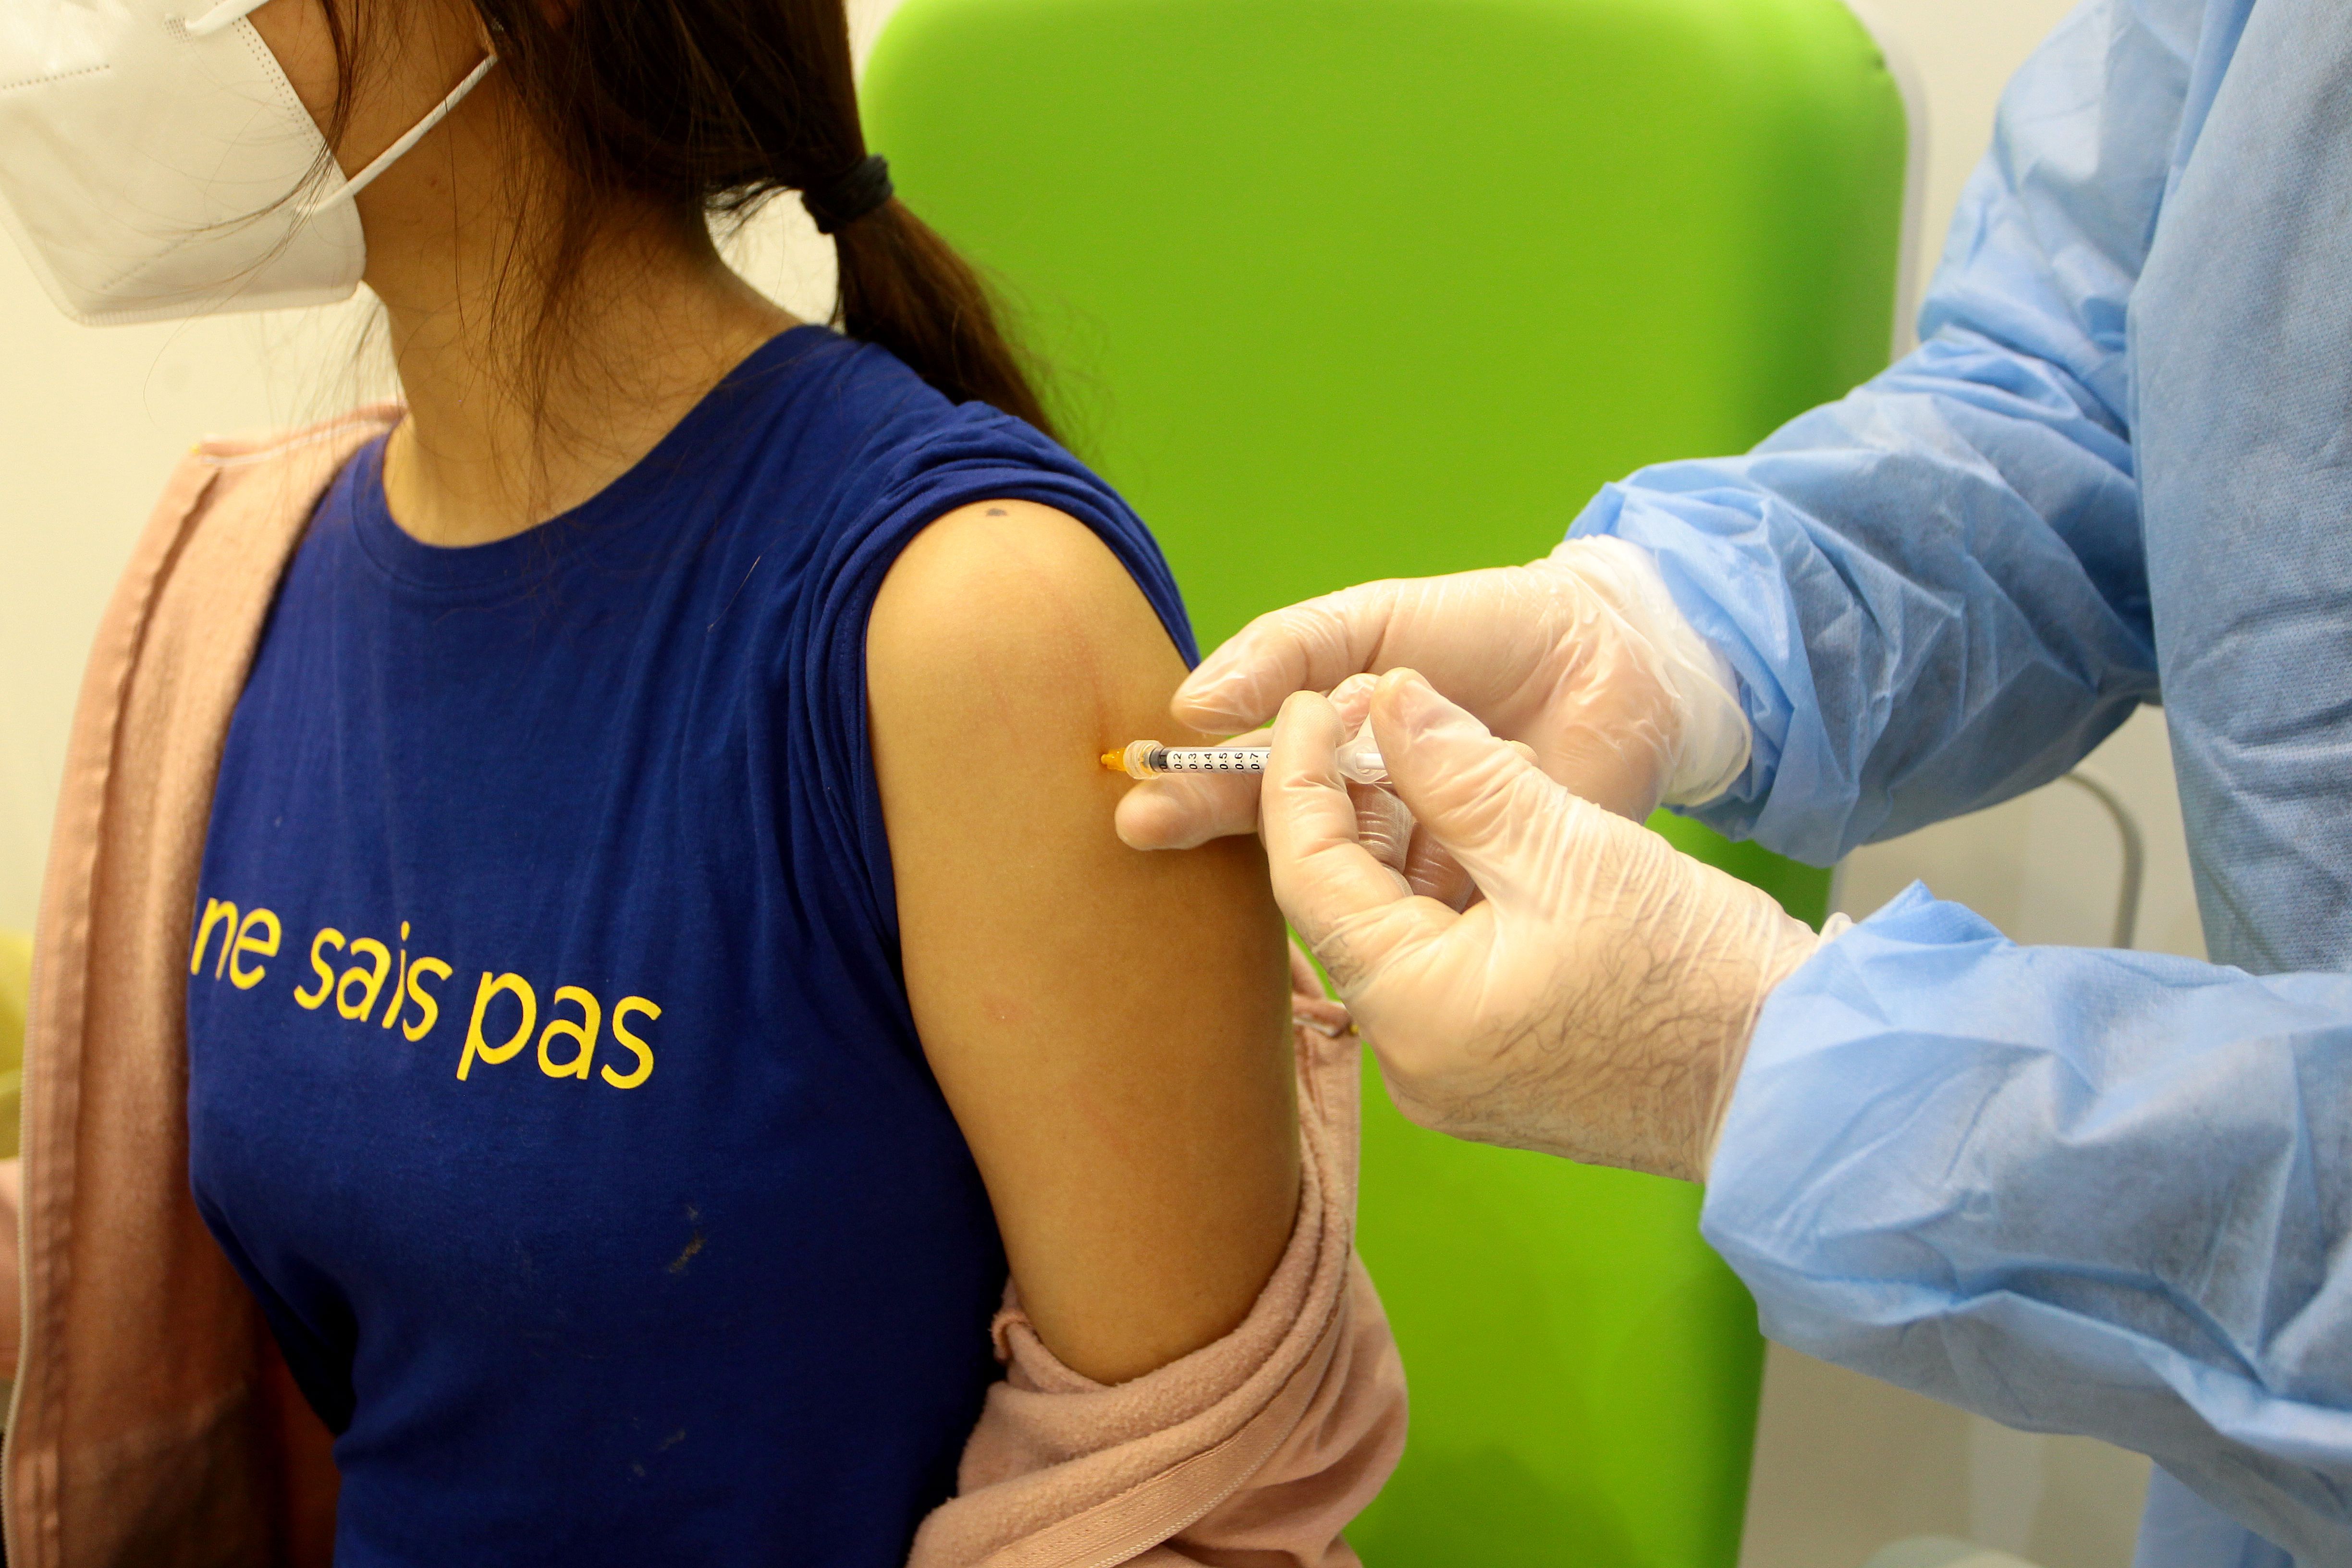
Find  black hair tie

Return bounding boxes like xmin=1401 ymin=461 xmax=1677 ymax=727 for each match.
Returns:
xmin=803 ymin=155 xmax=895 ymax=235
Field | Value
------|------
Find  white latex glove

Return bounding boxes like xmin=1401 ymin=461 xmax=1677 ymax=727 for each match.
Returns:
xmin=1116 ymin=536 xmax=1749 ymax=851
xmin=1265 ymin=668 xmax=1821 ymax=1182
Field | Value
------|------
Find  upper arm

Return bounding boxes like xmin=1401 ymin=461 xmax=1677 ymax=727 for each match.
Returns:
xmin=867 ymin=500 xmax=1298 ymax=1386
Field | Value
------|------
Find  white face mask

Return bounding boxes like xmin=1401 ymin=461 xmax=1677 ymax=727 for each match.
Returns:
xmin=0 ymin=0 xmax=493 ymax=326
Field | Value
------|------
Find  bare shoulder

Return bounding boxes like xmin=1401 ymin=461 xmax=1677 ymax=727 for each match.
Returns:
xmin=867 ymin=498 xmax=1179 ymax=729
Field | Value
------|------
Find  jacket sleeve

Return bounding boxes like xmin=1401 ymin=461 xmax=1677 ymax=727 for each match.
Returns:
xmin=1703 ymin=889 xmax=2352 ymax=1563
xmin=1571 ymin=0 xmax=2213 ymax=863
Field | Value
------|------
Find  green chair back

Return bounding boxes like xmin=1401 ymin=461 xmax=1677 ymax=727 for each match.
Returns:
xmin=865 ymin=2 xmax=1904 ymax=1559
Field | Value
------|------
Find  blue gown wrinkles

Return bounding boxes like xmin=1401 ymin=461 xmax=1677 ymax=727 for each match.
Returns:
xmin=1570 ymin=0 xmax=2352 ymax=1560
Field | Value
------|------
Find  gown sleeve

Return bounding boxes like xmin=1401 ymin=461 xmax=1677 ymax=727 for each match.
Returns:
xmin=1703 ymin=888 xmax=2352 ymax=1564
xmin=1569 ymin=0 xmax=2209 ymax=863
xmin=1576 ymin=0 xmax=2340 ymax=1557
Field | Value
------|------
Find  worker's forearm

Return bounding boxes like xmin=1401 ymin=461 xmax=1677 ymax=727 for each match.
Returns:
xmin=1571 ymin=353 xmax=2156 ymax=864
xmin=1701 ymin=887 xmax=2352 ymax=1561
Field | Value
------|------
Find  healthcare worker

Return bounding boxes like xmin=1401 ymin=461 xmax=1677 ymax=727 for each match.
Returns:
xmin=1114 ymin=0 xmax=2352 ymax=1562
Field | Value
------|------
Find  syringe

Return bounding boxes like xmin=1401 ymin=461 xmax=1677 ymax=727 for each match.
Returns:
xmin=1101 ymin=736 xmax=1388 ymax=785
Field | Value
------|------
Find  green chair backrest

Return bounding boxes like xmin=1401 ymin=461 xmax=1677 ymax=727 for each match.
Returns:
xmin=865 ymin=2 xmax=1905 ymax=1560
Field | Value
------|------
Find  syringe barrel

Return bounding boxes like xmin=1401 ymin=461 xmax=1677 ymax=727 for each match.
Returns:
xmin=1151 ymin=746 xmax=1268 ymax=775
xmin=1120 ymin=738 xmax=1189 ymax=778
xmin=1121 ymin=740 xmax=1385 ymax=784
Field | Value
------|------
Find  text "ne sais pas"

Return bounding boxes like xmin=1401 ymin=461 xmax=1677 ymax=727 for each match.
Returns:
xmin=189 ymin=897 xmax=659 ymax=1090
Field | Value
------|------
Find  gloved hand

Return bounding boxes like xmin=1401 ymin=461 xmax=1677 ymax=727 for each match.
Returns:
xmin=1232 ymin=672 xmax=1485 ymax=911
xmin=1264 ymin=668 xmax=1822 ymax=1182
xmin=1115 ymin=537 xmax=1750 ymax=851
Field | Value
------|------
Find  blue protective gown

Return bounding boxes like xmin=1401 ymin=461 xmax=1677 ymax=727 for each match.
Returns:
xmin=1568 ymin=0 xmax=2352 ymax=1561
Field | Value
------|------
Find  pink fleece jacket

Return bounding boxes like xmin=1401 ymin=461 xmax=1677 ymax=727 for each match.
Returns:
xmin=1 ymin=413 xmax=1407 ymax=1568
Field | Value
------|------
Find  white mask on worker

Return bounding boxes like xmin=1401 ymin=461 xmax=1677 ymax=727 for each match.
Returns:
xmin=0 ymin=0 xmax=493 ymax=326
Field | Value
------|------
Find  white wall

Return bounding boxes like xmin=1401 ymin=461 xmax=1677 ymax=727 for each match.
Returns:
xmin=0 ymin=0 xmax=2171 ymax=1563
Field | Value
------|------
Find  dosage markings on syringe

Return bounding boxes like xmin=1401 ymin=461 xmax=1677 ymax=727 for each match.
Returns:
xmin=1162 ymin=747 xmax=1268 ymax=772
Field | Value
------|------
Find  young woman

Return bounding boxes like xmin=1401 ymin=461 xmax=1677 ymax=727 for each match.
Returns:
xmin=0 ymin=0 xmax=1401 ymax=1561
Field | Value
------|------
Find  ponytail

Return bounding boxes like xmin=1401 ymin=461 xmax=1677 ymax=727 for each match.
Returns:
xmin=412 ymin=0 xmax=1058 ymax=438
xmin=833 ymin=200 xmax=1056 ymax=437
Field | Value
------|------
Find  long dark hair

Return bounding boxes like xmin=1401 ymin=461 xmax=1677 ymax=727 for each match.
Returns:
xmin=325 ymin=0 xmax=1054 ymax=438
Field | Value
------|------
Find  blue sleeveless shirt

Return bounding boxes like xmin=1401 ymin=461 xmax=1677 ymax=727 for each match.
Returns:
xmin=184 ymin=329 xmax=1195 ymax=1566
